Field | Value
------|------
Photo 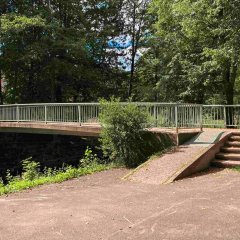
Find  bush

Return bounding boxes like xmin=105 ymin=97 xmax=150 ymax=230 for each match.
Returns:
xmin=5 ymin=169 xmax=13 ymax=182
xmin=99 ymin=98 xmax=152 ymax=167
xmin=80 ymin=147 xmax=98 ymax=168
xmin=0 ymin=147 xmax=118 ymax=196
xmin=0 ymin=178 xmax=4 ymax=188
xmin=22 ymin=157 xmax=40 ymax=181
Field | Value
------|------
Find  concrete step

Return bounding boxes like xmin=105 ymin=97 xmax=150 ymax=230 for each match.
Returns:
xmin=225 ymin=141 xmax=240 ymax=147
xmin=221 ymin=147 xmax=240 ymax=153
xmin=229 ymin=136 xmax=240 ymax=142
xmin=231 ymin=132 xmax=240 ymax=136
xmin=212 ymin=159 xmax=240 ymax=168
xmin=216 ymin=153 xmax=240 ymax=161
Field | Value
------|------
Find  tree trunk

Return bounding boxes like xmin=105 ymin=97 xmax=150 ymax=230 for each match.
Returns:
xmin=55 ymin=82 xmax=62 ymax=103
xmin=128 ymin=55 xmax=135 ymax=98
xmin=127 ymin=2 xmax=137 ymax=99
xmin=0 ymin=70 xmax=3 ymax=104
xmin=27 ymin=62 xmax=35 ymax=102
xmin=224 ymin=64 xmax=237 ymax=128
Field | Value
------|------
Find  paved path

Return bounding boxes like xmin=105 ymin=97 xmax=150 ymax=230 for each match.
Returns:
xmin=0 ymin=168 xmax=240 ymax=240
xmin=127 ymin=130 xmax=228 ymax=184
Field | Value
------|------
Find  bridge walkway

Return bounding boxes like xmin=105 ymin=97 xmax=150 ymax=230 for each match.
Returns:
xmin=0 ymin=122 xmax=201 ymax=137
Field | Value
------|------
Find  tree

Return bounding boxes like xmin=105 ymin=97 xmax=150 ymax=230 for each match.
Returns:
xmin=0 ymin=1 xmax=8 ymax=104
xmin=0 ymin=0 xmax=127 ymax=103
xmin=138 ymin=0 xmax=240 ymax=107
xmin=121 ymin=0 xmax=151 ymax=98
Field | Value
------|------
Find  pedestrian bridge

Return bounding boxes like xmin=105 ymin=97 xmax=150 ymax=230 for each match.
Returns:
xmin=0 ymin=103 xmax=239 ymax=137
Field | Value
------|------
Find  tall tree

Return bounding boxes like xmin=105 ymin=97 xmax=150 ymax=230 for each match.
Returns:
xmin=0 ymin=0 xmax=127 ymax=103
xmin=145 ymin=0 xmax=240 ymax=105
xmin=121 ymin=0 xmax=150 ymax=98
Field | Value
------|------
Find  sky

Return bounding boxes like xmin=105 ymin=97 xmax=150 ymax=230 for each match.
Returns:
xmin=107 ymin=35 xmax=143 ymax=71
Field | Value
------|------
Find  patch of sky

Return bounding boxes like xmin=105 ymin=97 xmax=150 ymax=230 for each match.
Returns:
xmin=108 ymin=35 xmax=132 ymax=49
xmin=107 ymin=35 xmax=146 ymax=71
xmin=97 ymin=2 xmax=109 ymax=9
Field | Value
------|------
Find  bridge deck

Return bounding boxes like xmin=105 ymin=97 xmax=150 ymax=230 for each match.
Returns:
xmin=0 ymin=122 xmax=101 ymax=137
xmin=0 ymin=122 xmax=202 ymax=138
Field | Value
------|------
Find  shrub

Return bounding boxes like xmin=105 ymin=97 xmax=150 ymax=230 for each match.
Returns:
xmin=0 ymin=178 xmax=4 ymax=188
xmin=80 ymin=147 xmax=98 ymax=168
xmin=22 ymin=157 xmax=40 ymax=181
xmin=43 ymin=167 xmax=54 ymax=177
xmin=5 ymin=169 xmax=13 ymax=182
xmin=99 ymin=98 xmax=151 ymax=167
xmin=0 ymin=147 xmax=117 ymax=196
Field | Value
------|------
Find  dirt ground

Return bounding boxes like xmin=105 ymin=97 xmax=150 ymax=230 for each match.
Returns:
xmin=0 ymin=168 xmax=240 ymax=240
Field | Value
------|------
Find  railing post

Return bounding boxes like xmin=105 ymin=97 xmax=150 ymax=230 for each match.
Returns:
xmin=154 ymin=105 xmax=158 ymax=127
xmin=223 ymin=106 xmax=227 ymax=128
xmin=16 ymin=105 xmax=20 ymax=123
xmin=200 ymin=105 xmax=203 ymax=131
xmin=175 ymin=105 xmax=178 ymax=134
xmin=78 ymin=105 xmax=82 ymax=126
xmin=45 ymin=105 xmax=47 ymax=124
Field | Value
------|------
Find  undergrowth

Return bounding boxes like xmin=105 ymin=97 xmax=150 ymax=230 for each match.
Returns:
xmin=234 ymin=167 xmax=240 ymax=172
xmin=0 ymin=148 xmax=118 ymax=196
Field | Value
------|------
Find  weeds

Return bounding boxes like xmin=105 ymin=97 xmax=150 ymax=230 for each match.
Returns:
xmin=0 ymin=148 xmax=117 ymax=196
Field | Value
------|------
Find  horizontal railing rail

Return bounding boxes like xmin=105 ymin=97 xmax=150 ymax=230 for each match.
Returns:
xmin=0 ymin=103 xmax=239 ymax=131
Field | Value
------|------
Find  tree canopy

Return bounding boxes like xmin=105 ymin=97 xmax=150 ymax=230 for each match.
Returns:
xmin=137 ymin=0 xmax=240 ymax=104
xmin=1 ymin=0 xmax=240 ymax=104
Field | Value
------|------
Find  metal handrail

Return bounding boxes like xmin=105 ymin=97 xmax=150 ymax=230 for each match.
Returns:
xmin=0 ymin=102 xmax=201 ymax=107
xmin=0 ymin=103 xmax=239 ymax=131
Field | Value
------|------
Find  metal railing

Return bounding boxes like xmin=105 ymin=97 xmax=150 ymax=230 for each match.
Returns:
xmin=0 ymin=103 xmax=100 ymax=125
xmin=0 ymin=103 xmax=239 ymax=131
xmin=202 ymin=105 xmax=240 ymax=128
xmin=136 ymin=103 xmax=202 ymax=131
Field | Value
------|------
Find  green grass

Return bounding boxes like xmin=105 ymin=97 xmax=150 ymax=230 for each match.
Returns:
xmin=0 ymin=163 xmax=117 ymax=196
xmin=234 ymin=167 xmax=240 ymax=172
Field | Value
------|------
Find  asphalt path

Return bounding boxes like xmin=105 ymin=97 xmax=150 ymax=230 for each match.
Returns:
xmin=0 ymin=168 xmax=240 ymax=240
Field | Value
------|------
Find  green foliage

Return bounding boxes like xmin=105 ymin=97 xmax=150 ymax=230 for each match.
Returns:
xmin=1 ymin=14 xmax=46 ymax=33
xmin=2 ymin=0 xmax=240 ymax=104
xmin=0 ymin=163 xmax=113 ymax=196
xmin=100 ymin=98 xmax=166 ymax=167
xmin=80 ymin=147 xmax=98 ymax=168
xmin=43 ymin=167 xmax=54 ymax=178
xmin=0 ymin=1 xmax=128 ymax=103
xmin=5 ymin=169 xmax=13 ymax=182
xmin=22 ymin=157 xmax=40 ymax=181
xmin=136 ymin=0 xmax=240 ymax=104
xmin=0 ymin=152 xmax=116 ymax=196
xmin=235 ymin=167 xmax=240 ymax=172
xmin=0 ymin=178 xmax=4 ymax=188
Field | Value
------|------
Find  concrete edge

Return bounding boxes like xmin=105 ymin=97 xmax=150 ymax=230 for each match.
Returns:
xmin=0 ymin=122 xmax=101 ymax=137
xmin=164 ymin=132 xmax=233 ymax=184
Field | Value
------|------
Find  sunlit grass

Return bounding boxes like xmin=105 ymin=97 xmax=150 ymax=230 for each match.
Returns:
xmin=234 ymin=167 xmax=240 ymax=172
xmin=0 ymin=163 xmax=117 ymax=196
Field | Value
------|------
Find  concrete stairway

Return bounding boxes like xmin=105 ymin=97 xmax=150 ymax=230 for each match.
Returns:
xmin=212 ymin=133 xmax=240 ymax=168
